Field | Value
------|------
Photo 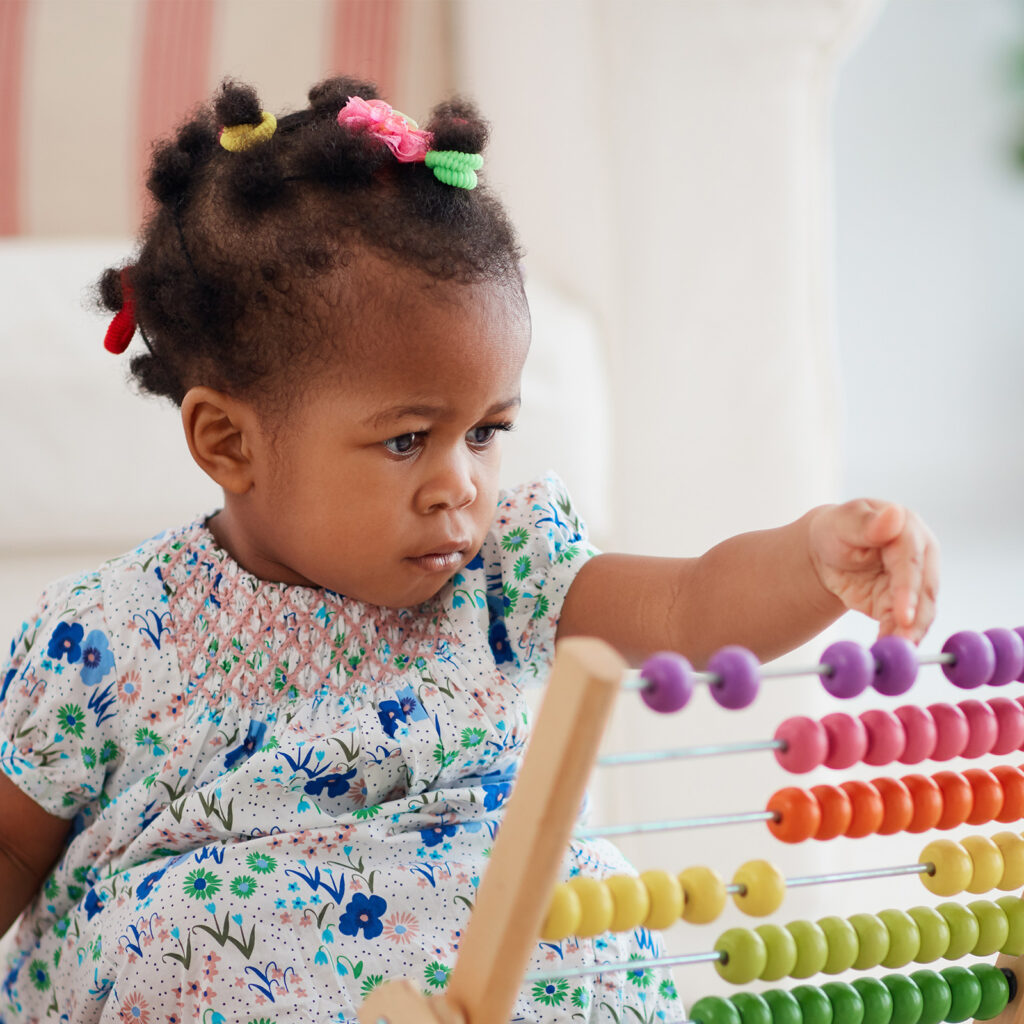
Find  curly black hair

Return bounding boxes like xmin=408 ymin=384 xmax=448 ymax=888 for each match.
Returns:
xmin=97 ymin=76 xmax=524 ymax=410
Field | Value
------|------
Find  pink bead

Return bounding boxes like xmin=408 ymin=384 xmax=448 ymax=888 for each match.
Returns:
xmin=927 ymin=702 xmax=970 ymax=761
xmin=895 ymin=704 xmax=937 ymax=764
xmin=860 ymin=709 xmax=906 ymax=766
xmin=988 ymin=697 xmax=1024 ymax=755
xmin=821 ymin=712 xmax=869 ymax=770
xmin=774 ymin=717 xmax=828 ymax=774
xmin=957 ymin=698 xmax=998 ymax=758
xmin=985 ymin=628 xmax=1024 ymax=686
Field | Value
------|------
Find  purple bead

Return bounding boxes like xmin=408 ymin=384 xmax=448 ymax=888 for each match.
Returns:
xmin=942 ymin=631 xmax=996 ymax=689
xmin=821 ymin=640 xmax=873 ymax=699
xmin=870 ymin=635 xmax=919 ymax=696
xmin=1015 ymin=627 xmax=1024 ymax=681
xmin=639 ymin=652 xmax=695 ymax=713
xmin=984 ymin=628 xmax=1024 ymax=686
xmin=707 ymin=645 xmax=760 ymax=710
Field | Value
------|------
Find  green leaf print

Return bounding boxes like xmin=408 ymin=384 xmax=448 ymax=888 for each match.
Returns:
xmin=182 ymin=868 xmax=222 ymax=900
xmin=56 ymin=704 xmax=85 ymax=739
xmin=360 ymin=974 xmax=383 ymax=997
xmin=246 ymin=851 xmax=277 ymax=874
xmin=625 ymin=953 xmax=652 ymax=988
xmin=531 ymin=594 xmax=550 ymax=620
xmin=99 ymin=739 xmax=119 ymax=764
xmin=230 ymin=875 xmax=258 ymax=899
xmin=513 ymin=554 xmax=532 ymax=580
xmin=502 ymin=582 xmax=519 ymax=613
xmin=533 ymin=979 xmax=569 ymax=1006
xmin=432 ymin=742 xmax=458 ymax=768
xmin=352 ymin=805 xmax=381 ymax=820
xmin=572 ymin=986 xmax=590 ymax=1009
xmin=659 ymin=979 xmax=678 ymax=1000
xmin=28 ymin=959 xmax=50 ymax=991
xmin=424 ymin=961 xmax=451 ymax=989
xmin=460 ymin=727 xmax=486 ymax=748
xmin=500 ymin=526 xmax=529 ymax=552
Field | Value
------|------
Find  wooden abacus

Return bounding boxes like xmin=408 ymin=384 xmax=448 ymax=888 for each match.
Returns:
xmin=358 ymin=627 xmax=1024 ymax=1024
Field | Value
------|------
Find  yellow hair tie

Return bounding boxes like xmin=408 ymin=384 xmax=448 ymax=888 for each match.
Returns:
xmin=219 ymin=111 xmax=277 ymax=153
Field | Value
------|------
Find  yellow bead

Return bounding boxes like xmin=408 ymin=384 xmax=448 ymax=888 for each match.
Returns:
xmin=641 ymin=869 xmax=684 ymax=930
xmin=606 ymin=874 xmax=651 ymax=933
xmin=567 ymin=877 xmax=614 ymax=937
xmin=680 ymin=865 xmax=727 ymax=924
xmin=963 ymin=834 xmax=1005 ymax=895
xmin=540 ymin=882 xmax=582 ymax=941
xmin=732 ymin=860 xmax=787 ymax=917
xmin=992 ymin=832 xmax=1024 ymax=890
xmin=920 ymin=839 xmax=973 ymax=897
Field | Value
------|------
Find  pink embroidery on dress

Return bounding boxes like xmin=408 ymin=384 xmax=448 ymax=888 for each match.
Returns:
xmin=159 ymin=530 xmax=459 ymax=705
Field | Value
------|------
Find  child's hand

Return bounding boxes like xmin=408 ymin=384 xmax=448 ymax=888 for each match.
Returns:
xmin=807 ymin=500 xmax=939 ymax=643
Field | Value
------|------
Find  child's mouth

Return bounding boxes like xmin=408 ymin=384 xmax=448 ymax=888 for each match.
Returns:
xmin=407 ymin=551 xmax=465 ymax=573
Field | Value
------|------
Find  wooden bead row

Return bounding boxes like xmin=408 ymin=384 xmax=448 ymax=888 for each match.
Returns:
xmin=768 ymin=766 xmax=1024 ymax=843
xmin=690 ymin=966 xmax=1014 ymax=1024
xmin=712 ymin=896 xmax=1024 ymax=985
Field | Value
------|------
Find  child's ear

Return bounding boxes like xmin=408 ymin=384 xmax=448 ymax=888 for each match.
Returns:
xmin=180 ymin=386 xmax=259 ymax=495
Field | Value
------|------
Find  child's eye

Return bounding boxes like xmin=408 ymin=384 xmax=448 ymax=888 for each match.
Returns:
xmin=383 ymin=433 xmax=423 ymax=456
xmin=466 ymin=422 xmax=513 ymax=449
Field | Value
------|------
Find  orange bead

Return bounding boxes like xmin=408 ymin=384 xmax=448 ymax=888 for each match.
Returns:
xmin=873 ymin=776 xmax=915 ymax=835
xmin=903 ymin=774 xmax=944 ymax=833
xmin=933 ymin=770 xmax=974 ymax=830
xmin=993 ymin=765 xmax=1024 ymax=824
xmin=964 ymin=768 xmax=1004 ymax=826
xmin=840 ymin=779 xmax=884 ymax=838
xmin=811 ymin=784 xmax=853 ymax=841
xmin=767 ymin=787 xmax=821 ymax=844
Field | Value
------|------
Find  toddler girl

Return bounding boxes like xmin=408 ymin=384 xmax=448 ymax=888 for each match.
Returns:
xmin=0 ymin=77 xmax=937 ymax=1024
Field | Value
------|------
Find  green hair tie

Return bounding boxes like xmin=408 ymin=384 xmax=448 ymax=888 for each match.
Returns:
xmin=425 ymin=150 xmax=484 ymax=190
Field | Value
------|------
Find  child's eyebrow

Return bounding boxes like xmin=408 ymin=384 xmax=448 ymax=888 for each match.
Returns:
xmin=365 ymin=397 xmax=521 ymax=429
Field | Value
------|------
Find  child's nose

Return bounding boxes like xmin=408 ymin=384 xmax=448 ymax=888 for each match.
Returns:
xmin=416 ymin=450 xmax=477 ymax=513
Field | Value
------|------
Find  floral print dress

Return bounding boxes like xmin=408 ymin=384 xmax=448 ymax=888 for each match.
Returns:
xmin=0 ymin=475 xmax=678 ymax=1024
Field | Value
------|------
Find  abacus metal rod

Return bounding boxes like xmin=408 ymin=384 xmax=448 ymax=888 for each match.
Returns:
xmin=524 ymin=951 xmax=723 ymax=983
xmin=597 ymin=738 xmax=784 ymax=768
xmin=577 ymin=810 xmax=776 ymax=839
xmin=785 ymin=862 xmax=931 ymax=889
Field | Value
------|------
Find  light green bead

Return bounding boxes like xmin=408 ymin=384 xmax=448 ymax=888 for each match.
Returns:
xmin=818 ymin=915 xmax=860 ymax=974
xmin=936 ymin=902 xmax=980 ymax=960
xmin=995 ymin=894 xmax=1024 ymax=955
xmin=879 ymin=908 xmax=921 ymax=968
xmin=754 ymin=923 xmax=798 ymax=981
xmin=786 ymin=919 xmax=829 ymax=979
xmin=714 ymin=927 xmax=768 ymax=985
xmin=850 ymin=913 xmax=891 ymax=970
xmin=968 ymin=899 xmax=1010 ymax=956
xmin=907 ymin=906 xmax=951 ymax=963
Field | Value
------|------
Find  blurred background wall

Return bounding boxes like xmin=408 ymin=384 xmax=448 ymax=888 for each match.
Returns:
xmin=2 ymin=0 xmax=1024 ymax=1001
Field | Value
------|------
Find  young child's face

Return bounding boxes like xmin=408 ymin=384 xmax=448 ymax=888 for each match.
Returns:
xmin=233 ymin=268 xmax=530 ymax=608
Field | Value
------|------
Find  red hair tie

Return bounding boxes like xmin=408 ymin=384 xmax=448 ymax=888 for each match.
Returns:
xmin=104 ymin=270 xmax=137 ymax=354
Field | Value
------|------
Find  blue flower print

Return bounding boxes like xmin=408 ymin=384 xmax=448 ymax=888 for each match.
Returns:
xmin=136 ymin=864 xmax=169 ymax=900
xmin=47 ymin=622 xmax=84 ymax=663
xmin=83 ymin=889 xmax=105 ymax=920
xmin=1 ymin=667 xmax=15 ymax=701
xmin=304 ymin=766 xmax=358 ymax=799
xmin=225 ymin=720 xmax=268 ymax=770
xmin=488 ymin=617 xmax=514 ymax=665
xmin=395 ymin=686 xmax=428 ymax=722
xmin=377 ymin=700 xmax=406 ymax=738
xmin=419 ymin=822 xmax=458 ymax=848
xmin=79 ymin=630 xmax=115 ymax=686
xmin=464 ymin=551 xmax=484 ymax=571
xmin=483 ymin=780 xmax=511 ymax=811
xmin=338 ymin=892 xmax=387 ymax=939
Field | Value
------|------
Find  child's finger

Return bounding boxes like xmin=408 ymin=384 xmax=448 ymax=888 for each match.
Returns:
xmin=828 ymin=500 xmax=906 ymax=553
xmin=885 ymin=518 xmax=940 ymax=640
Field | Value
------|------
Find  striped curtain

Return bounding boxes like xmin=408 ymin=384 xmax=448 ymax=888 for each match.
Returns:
xmin=0 ymin=0 xmax=451 ymax=237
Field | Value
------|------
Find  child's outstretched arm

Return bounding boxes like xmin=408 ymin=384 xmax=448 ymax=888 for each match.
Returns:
xmin=0 ymin=773 xmax=71 ymax=935
xmin=558 ymin=499 xmax=938 ymax=666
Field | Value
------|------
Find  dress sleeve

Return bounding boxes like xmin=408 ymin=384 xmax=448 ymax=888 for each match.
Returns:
xmin=483 ymin=472 xmax=600 ymax=686
xmin=0 ymin=572 xmax=120 ymax=818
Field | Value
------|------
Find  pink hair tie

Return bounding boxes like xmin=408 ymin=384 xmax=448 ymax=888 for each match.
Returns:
xmin=103 ymin=270 xmax=136 ymax=355
xmin=336 ymin=96 xmax=432 ymax=163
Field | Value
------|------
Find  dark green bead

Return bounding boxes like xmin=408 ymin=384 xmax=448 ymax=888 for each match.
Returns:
xmin=969 ymin=965 xmax=1010 ymax=1021
xmin=940 ymin=966 xmax=982 ymax=1023
xmin=763 ymin=990 xmax=804 ymax=1024
xmin=793 ymin=984 xmax=835 ymax=1024
xmin=852 ymin=977 xmax=894 ymax=1024
xmin=822 ymin=982 xmax=865 ymax=1024
xmin=731 ymin=992 xmax=773 ymax=1024
xmin=909 ymin=970 xmax=952 ymax=1024
xmin=691 ymin=997 xmax=742 ymax=1024
xmin=881 ymin=974 xmax=924 ymax=1024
